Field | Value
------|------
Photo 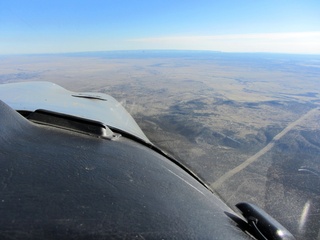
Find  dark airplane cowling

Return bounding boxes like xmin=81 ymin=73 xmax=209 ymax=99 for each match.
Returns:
xmin=0 ymin=100 xmax=251 ymax=239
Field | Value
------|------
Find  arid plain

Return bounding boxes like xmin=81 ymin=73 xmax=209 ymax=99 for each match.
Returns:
xmin=1 ymin=51 xmax=320 ymax=238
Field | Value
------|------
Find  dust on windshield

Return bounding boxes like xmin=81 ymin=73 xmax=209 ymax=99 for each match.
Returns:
xmin=1 ymin=51 xmax=319 ymax=238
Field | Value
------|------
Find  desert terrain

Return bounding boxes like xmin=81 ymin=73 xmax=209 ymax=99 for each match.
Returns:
xmin=1 ymin=51 xmax=319 ymax=238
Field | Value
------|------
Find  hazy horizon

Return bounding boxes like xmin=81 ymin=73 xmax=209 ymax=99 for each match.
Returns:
xmin=2 ymin=49 xmax=320 ymax=57
xmin=1 ymin=1 xmax=319 ymax=55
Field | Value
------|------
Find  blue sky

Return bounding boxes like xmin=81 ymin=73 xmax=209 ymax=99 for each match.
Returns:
xmin=1 ymin=0 xmax=320 ymax=54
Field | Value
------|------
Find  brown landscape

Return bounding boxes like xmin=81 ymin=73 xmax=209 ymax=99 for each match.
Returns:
xmin=0 ymin=51 xmax=320 ymax=238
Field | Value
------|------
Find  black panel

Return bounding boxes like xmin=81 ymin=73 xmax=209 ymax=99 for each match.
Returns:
xmin=0 ymin=101 xmax=251 ymax=239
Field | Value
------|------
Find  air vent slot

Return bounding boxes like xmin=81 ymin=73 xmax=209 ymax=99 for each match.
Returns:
xmin=27 ymin=109 xmax=115 ymax=139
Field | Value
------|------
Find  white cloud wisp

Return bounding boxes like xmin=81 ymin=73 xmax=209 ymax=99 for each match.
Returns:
xmin=128 ymin=32 xmax=320 ymax=54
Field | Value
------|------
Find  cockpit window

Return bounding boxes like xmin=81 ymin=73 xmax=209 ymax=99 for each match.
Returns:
xmin=1 ymin=1 xmax=320 ymax=239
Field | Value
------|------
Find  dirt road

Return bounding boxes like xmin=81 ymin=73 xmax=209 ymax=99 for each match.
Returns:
xmin=210 ymin=107 xmax=320 ymax=189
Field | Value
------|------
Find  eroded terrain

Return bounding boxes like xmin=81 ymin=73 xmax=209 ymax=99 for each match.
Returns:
xmin=1 ymin=51 xmax=320 ymax=238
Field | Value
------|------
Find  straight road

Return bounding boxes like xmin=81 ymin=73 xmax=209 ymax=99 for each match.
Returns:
xmin=210 ymin=107 xmax=320 ymax=189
